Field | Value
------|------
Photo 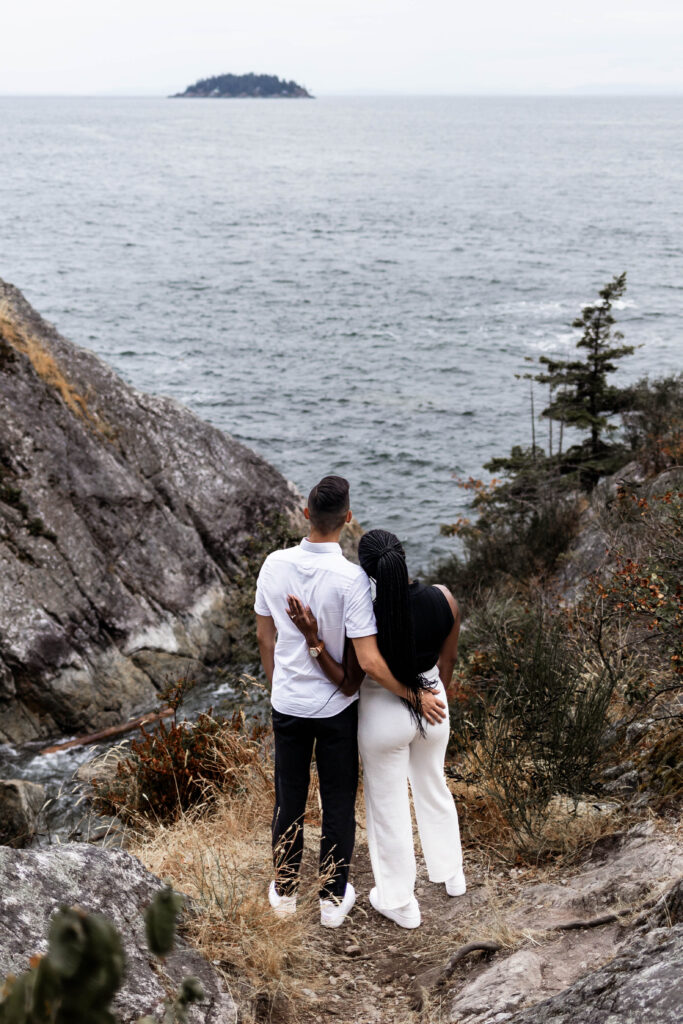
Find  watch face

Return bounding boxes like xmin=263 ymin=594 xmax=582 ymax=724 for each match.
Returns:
xmin=310 ymin=646 xmax=321 ymax=658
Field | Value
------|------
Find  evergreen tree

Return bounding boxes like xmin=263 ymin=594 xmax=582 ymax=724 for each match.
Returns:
xmin=536 ymin=273 xmax=634 ymax=469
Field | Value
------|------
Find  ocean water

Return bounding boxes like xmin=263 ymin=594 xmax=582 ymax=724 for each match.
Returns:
xmin=1 ymin=96 xmax=681 ymax=567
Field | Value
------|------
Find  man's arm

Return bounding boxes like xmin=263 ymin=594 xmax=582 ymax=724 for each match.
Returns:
xmin=351 ymin=635 xmax=446 ymax=724
xmin=256 ymin=614 xmax=277 ymax=686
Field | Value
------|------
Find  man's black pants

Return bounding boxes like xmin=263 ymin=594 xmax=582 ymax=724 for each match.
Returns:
xmin=272 ymin=702 xmax=358 ymax=900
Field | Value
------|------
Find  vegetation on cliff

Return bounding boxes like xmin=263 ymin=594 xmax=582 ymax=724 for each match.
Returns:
xmin=172 ymin=73 xmax=312 ymax=98
xmin=434 ymin=274 xmax=682 ymax=855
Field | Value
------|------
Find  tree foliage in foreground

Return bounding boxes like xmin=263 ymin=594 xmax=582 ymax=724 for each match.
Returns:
xmin=0 ymin=888 xmax=203 ymax=1024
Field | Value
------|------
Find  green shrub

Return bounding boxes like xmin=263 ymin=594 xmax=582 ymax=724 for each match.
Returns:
xmin=621 ymin=374 xmax=683 ymax=473
xmin=574 ymin=485 xmax=682 ymax=708
xmin=92 ymin=679 xmax=268 ymax=824
xmin=450 ymin=602 xmax=616 ymax=849
xmin=435 ymin=461 xmax=582 ymax=607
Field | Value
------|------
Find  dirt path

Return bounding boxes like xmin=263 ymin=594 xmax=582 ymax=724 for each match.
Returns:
xmin=283 ymin=825 xmax=490 ymax=1024
xmin=271 ymin=818 xmax=683 ymax=1024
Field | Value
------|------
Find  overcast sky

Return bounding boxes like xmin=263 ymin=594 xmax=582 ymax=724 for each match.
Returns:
xmin=3 ymin=0 xmax=683 ymax=96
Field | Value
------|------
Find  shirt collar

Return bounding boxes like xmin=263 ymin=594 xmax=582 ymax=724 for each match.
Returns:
xmin=300 ymin=538 xmax=342 ymax=555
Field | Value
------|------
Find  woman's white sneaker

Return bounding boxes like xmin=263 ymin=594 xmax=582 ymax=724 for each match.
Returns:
xmin=369 ymin=887 xmax=421 ymax=929
xmin=320 ymin=882 xmax=356 ymax=928
xmin=445 ymin=870 xmax=467 ymax=897
xmin=268 ymin=880 xmax=297 ymax=917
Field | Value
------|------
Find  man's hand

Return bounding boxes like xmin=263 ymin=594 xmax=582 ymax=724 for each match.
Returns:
xmin=421 ymin=688 xmax=447 ymax=725
xmin=352 ymin=635 xmax=447 ymax=724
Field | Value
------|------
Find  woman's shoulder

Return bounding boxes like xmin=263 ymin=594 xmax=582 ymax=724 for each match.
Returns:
xmin=430 ymin=583 xmax=460 ymax=619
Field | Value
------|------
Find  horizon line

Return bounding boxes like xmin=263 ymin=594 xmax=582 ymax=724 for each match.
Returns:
xmin=1 ymin=88 xmax=683 ymax=99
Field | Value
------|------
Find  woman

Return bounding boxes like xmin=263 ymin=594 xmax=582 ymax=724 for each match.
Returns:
xmin=286 ymin=528 xmax=465 ymax=929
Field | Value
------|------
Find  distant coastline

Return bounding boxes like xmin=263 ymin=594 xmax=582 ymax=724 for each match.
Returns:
xmin=171 ymin=72 xmax=312 ymax=99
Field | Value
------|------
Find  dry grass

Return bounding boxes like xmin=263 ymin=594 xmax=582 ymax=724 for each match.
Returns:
xmin=131 ymin=747 xmax=329 ymax=1021
xmin=450 ymin=770 xmax=624 ymax=867
xmin=124 ymin=738 xmax=675 ymax=1024
xmin=0 ymin=310 xmax=108 ymax=434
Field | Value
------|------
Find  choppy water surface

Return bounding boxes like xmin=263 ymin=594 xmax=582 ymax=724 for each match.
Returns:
xmin=1 ymin=96 xmax=682 ymax=567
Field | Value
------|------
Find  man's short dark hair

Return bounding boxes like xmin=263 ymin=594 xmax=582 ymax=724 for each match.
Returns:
xmin=307 ymin=476 xmax=350 ymax=533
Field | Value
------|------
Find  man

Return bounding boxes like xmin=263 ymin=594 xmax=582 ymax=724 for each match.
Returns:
xmin=255 ymin=475 xmax=446 ymax=928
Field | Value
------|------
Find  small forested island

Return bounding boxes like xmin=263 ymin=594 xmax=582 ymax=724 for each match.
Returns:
xmin=171 ymin=72 xmax=312 ymax=98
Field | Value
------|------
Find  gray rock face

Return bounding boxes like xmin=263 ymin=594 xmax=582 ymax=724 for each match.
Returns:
xmin=504 ymin=925 xmax=683 ymax=1024
xmin=0 ymin=843 xmax=236 ymax=1023
xmin=0 ymin=779 xmax=45 ymax=846
xmin=445 ymin=830 xmax=683 ymax=1024
xmin=0 ymin=280 xmax=300 ymax=744
xmin=553 ymin=462 xmax=677 ymax=603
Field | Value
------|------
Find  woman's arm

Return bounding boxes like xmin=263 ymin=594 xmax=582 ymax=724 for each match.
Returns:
xmin=434 ymin=585 xmax=461 ymax=695
xmin=286 ymin=595 xmax=364 ymax=696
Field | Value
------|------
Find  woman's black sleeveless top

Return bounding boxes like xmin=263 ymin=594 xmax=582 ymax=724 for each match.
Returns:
xmin=409 ymin=580 xmax=455 ymax=673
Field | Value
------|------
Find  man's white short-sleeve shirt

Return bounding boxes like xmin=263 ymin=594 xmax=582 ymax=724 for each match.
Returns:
xmin=254 ymin=538 xmax=377 ymax=718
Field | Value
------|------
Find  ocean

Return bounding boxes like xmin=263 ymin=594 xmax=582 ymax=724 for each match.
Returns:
xmin=1 ymin=95 xmax=681 ymax=567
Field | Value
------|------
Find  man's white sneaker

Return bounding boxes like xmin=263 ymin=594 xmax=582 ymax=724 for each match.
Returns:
xmin=268 ymin=880 xmax=297 ymax=917
xmin=369 ymin=887 xmax=421 ymax=929
xmin=445 ymin=870 xmax=467 ymax=897
xmin=320 ymin=883 xmax=356 ymax=928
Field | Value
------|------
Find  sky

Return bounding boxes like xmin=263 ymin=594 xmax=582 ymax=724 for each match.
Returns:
xmin=2 ymin=0 xmax=683 ymax=96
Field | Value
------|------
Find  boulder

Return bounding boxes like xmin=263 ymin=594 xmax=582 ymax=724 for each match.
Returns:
xmin=0 ymin=779 xmax=45 ymax=846
xmin=444 ymin=829 xmax=683 ymax=1024
xmin=0 ymin=279 xmax=302 ymax=744
xmin=504 ymin=924 xmax=683 ymax=1024
xmin=0 ymin=843 xmax=236 ymax=1023
xmin=505 ymin=827 xmax=683 ymax=932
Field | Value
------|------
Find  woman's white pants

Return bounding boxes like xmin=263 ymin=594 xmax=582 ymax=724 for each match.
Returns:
xmin=358 ymin=667 xmax=463 ymax=909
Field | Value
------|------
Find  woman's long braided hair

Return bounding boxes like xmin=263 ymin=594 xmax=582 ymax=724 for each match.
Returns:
xmin=358 ymin=528 xmax=430 ymax=732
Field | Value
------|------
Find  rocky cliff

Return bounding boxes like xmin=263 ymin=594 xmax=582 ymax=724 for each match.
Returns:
xmin=0 ymin=280 xmax=300 ymax=745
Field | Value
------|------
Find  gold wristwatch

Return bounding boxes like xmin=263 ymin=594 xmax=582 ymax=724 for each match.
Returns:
xmin=309 ymin=640 xmax=325 ymax=659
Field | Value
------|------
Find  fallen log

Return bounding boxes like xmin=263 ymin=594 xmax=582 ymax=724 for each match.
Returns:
xmin=39 ymin=708 xmax=173 ymax=755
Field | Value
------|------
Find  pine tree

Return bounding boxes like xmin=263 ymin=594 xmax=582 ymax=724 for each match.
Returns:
xmin=536 ymin=272 xmax=634 ymax=472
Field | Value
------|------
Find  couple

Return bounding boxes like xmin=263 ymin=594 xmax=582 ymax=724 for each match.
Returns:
xmin=254 ymin=475 xmax=465 ymax=929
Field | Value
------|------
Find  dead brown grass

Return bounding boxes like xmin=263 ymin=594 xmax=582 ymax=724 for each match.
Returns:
xmin=132 ymin=746 xmax=330 ymax=1021
xmin=450 ymin=770 xmax=624 ymax=868
xmin=0 ymin=310 xmax=108 ymax=434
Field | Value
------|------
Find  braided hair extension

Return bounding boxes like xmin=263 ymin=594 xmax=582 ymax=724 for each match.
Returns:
xmin=358 ymin=529 xmax=431 ymax=733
